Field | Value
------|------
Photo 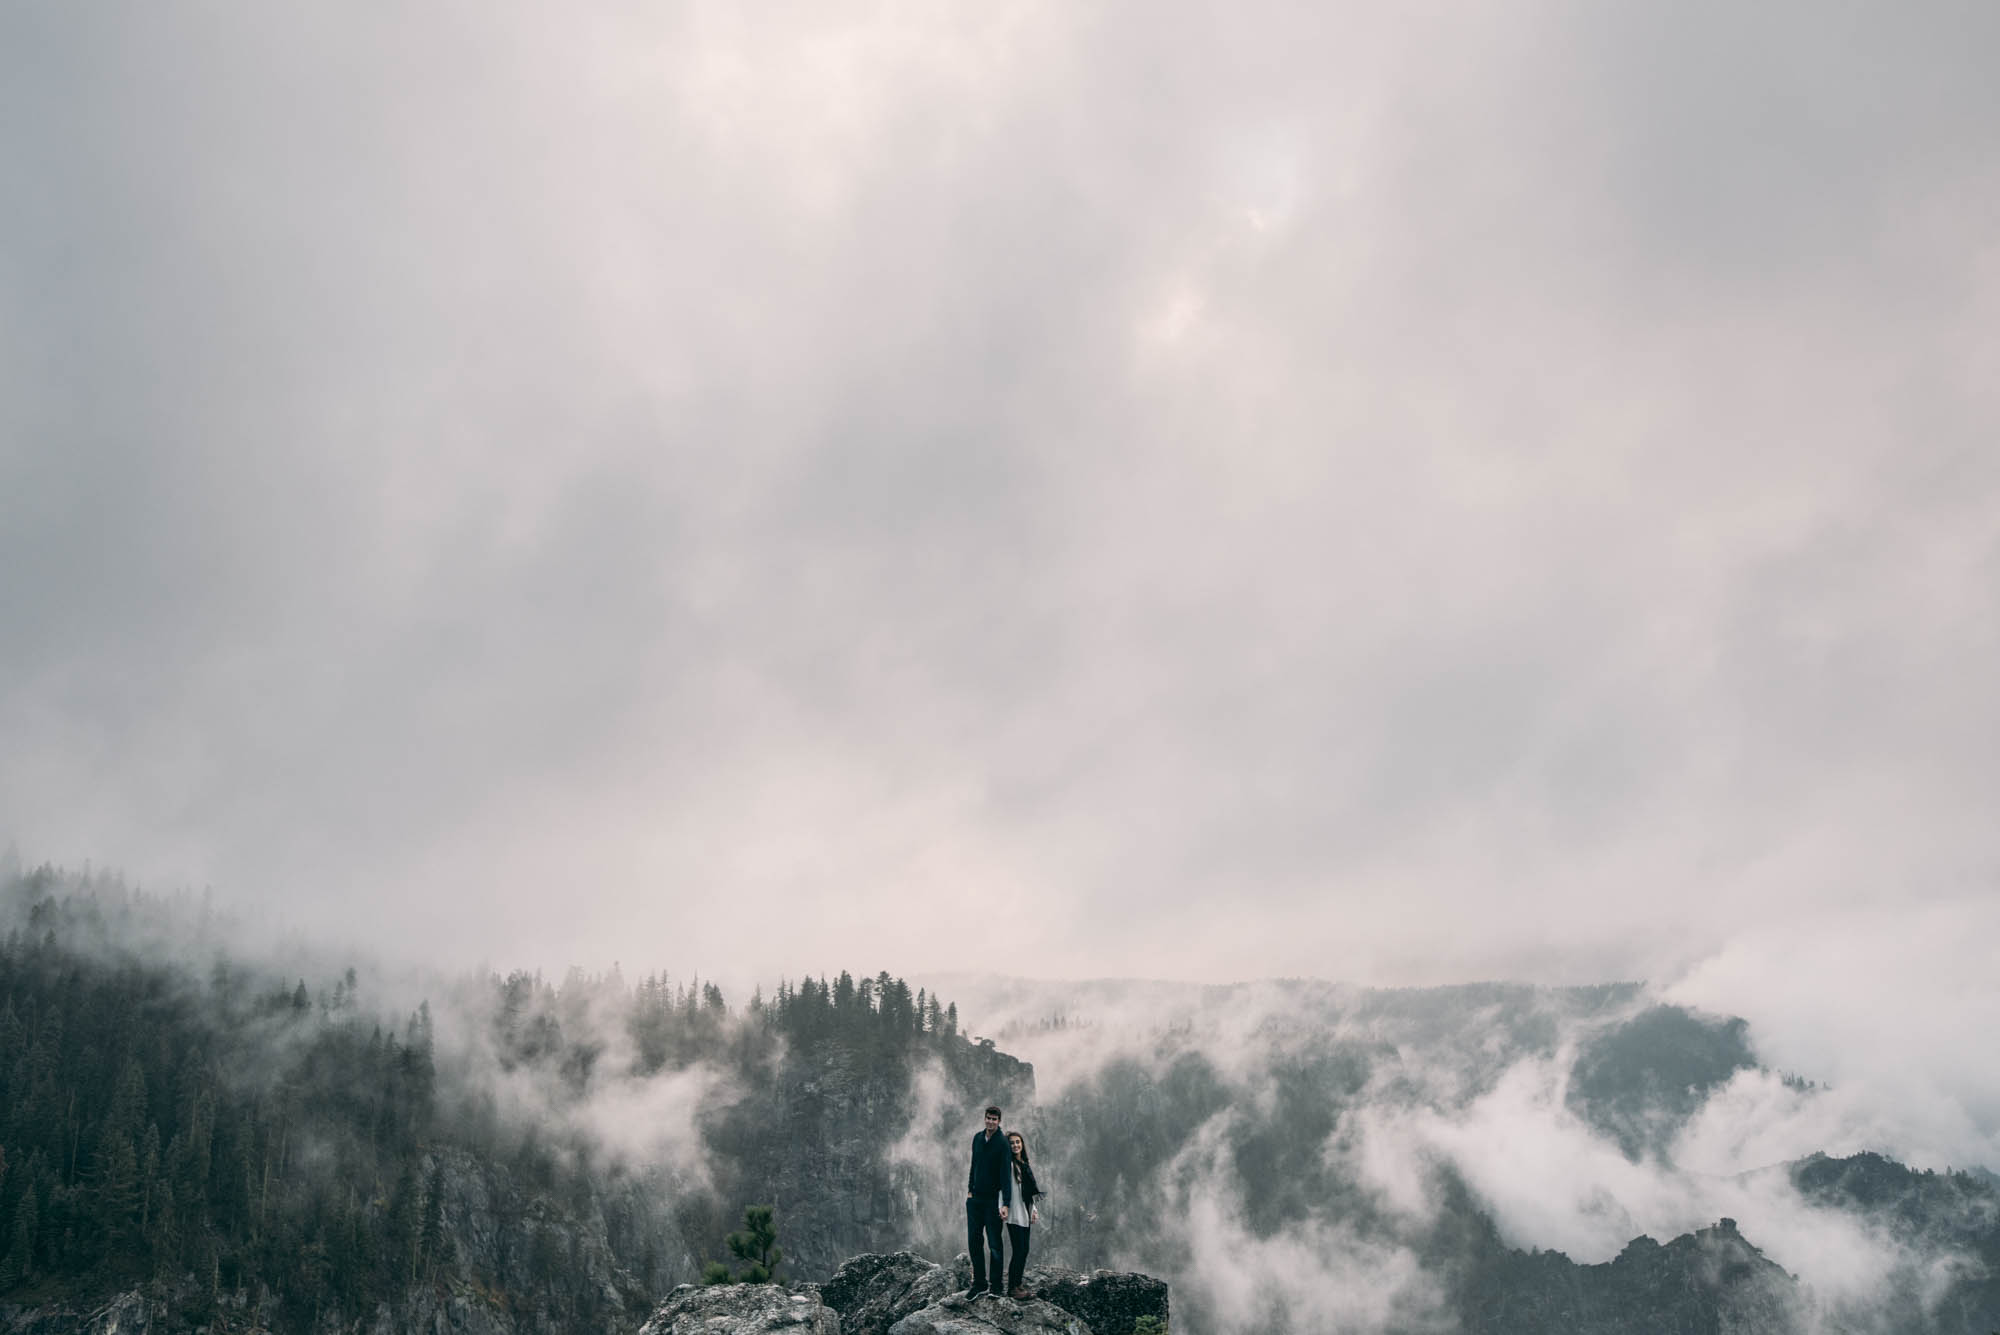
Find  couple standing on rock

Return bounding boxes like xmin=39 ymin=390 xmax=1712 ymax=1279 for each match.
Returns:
xmin=965 ymin=1104 xmax=1044 ymax=1300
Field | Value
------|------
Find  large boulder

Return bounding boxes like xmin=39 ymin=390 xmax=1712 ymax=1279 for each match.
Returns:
xmin=886 ymin=1292 xmax=1089 ymax=1335
xmin=1019 ymin=1268 xmax=1168 ymax=1335
xmin=638 ymin=1283 xmax=841 ymax=1335
xmin=819 ymin=1252 xmax=962 ymax=1335
xmin=822 ymin=1253 xmax=1164 ymax=1335
xmin=941 ymin=1256 xmax=1168 ymax=1335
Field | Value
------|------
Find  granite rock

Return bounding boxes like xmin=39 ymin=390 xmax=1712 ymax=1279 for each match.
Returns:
xmin=822 ymin=1254 xmax=1163 ymax=1335
xmin=885 ymin=1293 xmax=1087 ymax=1335
xmin=818 ymin=1253 xmax=961 ymax=1335
xmin=637 ymin=1284 xmax=840 ymax=1335
xmin=941 ymin=1256 xmax=1168 ymax=1335
xmin=1016 ymin=1269 xmax=1166 ymax=1335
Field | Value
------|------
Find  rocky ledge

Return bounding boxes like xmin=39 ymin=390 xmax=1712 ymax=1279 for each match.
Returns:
xmin=638 ymin=1283 xmax=839 ymax=1335
xmin=638 ymin=1253 xmax=1167 ymax=1335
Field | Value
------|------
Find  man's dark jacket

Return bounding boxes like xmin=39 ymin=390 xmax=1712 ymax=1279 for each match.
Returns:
xmin=967 ymin=1129 xmax=1014 ymax=1207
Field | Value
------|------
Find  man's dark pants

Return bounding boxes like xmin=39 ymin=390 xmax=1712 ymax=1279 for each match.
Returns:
xmin=966 ymin=1196 xmax=1005 ymax=1294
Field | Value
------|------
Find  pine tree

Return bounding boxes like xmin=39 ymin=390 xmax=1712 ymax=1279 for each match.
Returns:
xmin=0 ymin=1191 xmax=36 ymax=1288
xmin=148 ymin=1188 xmax=179 ymax=1277
xmin=89 ymin=1131 xmax=140 ymax=1248
xmin=138 ymin=1123 xmax=161 ymax=1234
xmin=384 ymin=1157 xmax=420 ymax=1286
xmin=419 ymin=1158 xmax=448 ymax=1281
xmin=723 ymin=1205 xmax=782 ymax=1283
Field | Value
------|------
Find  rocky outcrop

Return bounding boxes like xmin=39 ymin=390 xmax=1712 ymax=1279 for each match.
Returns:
xmin=818 ymin=1253 xmax=960 ymax=1335
xmin=941 ymin=1258 xmax=1167 ymax=1335
xmin=821 ymin=1254 xmax=1164 ymax=1335
xmin=884 ymin=1292 xmax=1087 ymax=1335
xmin=1009 ymin=1270 xmax=1165 ymax=1335
xmin=636 ymin=1284 xmax=839 ymax=1335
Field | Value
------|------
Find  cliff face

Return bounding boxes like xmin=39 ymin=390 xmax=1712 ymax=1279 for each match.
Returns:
xmin=702 ymin=1041 xmax=1035 ymax=1278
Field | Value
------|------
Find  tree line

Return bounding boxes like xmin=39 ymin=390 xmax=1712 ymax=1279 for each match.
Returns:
xmin=0 ymin=866 xmax=1017 ymax=1329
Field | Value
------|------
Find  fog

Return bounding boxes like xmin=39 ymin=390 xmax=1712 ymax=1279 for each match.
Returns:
xmin=931 ymin=969 xmax=1997 ymax=1331
xmin=9 ymin=868 xmax=1995 ymax=1332
xmin=3 ymin=0 xmax=1996 ymax=997
xmin=4 ymin=3 xmax=1997 ymax=1325
xmin=1668 ymin=900 xmax=2000 ymax=1169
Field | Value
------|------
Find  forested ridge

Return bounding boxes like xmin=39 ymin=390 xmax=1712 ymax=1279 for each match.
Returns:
xmin=7 ymin=860 xmax=2000 ymax=1335
xmin=0 ymin=863 xmax=1024 ymax=1333
xmin=0 ymin=915 xmax=445 ymax=1318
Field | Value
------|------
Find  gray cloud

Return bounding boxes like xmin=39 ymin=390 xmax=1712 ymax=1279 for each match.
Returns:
xmin=2 ymin=0 xmax=1996 ymax=1009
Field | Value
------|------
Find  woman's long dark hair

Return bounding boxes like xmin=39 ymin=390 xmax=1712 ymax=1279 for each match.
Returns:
xmin=1008 ymin=1132 xmax=1040 ymax=1205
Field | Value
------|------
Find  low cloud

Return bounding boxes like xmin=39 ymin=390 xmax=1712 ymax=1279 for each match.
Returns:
xmin=945 ymin=969 xmax=1994 ymax=1330
xmin=884 ymin=1058 xmax=979 ymax=1257
xmin=1164 ymin=1111 xmax=1448 ymax=1334
xmin=1667 ymin=896 xmax=2000 ymax=1173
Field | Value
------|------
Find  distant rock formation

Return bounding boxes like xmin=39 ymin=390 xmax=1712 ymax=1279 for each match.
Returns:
xmin=1460 ymin=1218 xmax=1805 ymax=1335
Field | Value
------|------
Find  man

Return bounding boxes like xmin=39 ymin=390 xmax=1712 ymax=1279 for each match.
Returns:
xmin=964 ymin=1104 xmax=1013 ymax=1296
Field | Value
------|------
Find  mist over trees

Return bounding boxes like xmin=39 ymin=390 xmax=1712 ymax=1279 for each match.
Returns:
xmin=4 ymin=862 xmax=1998 ymax=1335
xmin=0 ymin=881 xmax=446 ymax=1325
xmin=0 ymin=864 xmax=1021 ymax=1332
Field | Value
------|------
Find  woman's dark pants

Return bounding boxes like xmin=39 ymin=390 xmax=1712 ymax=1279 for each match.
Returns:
xmin=1006 ymin=1223 xmax=1031 ymax=1292
xmin=966 ymin=1196 xmax=1005 ymax=1294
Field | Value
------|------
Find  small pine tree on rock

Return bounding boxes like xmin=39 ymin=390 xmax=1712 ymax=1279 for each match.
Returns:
xmin=704 ymin=1205 xmax=781 ymax=1284
xmin=726 ymin=1204 xmax=782 ymax=1282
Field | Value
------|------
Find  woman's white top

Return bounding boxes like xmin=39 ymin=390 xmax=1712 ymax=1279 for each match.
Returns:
xmin=1012 ymin=1161 xmax=1035 ymax=1227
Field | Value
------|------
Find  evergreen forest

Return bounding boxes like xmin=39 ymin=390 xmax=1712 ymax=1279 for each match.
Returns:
xmin=0 ymin=863 xmax=1022 ymax=1332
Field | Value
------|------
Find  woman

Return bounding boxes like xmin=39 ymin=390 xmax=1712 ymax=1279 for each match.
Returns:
xmin=1004 ymin=1130 xmax=1043 ymax=1300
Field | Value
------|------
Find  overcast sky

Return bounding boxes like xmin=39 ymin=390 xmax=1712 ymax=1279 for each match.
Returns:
xmin=3 ymin=1 xmax=1996 ymax=997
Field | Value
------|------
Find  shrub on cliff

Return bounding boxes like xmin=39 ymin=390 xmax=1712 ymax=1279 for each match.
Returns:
xmin=702 ymin=1205 xmax=783 ymax=1284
